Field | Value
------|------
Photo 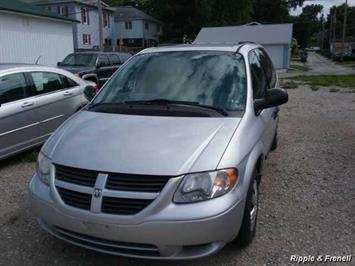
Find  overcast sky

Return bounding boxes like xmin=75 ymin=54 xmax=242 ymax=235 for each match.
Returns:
xmin=290 ymin=0 xmax=355 ymax=15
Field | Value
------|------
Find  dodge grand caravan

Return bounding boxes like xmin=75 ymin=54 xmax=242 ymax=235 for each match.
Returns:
xmin=29 ymin=43 xmax=288 ymax=259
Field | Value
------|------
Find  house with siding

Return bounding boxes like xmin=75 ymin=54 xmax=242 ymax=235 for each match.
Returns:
xmin=22 ymin=0 xmax=115 ymax=50
xmin=0 ymin=0 xmax=77 ymax=66
xmin=22 ymin=1 xmax=162 ymax=52
xmin=194 ymin=22 xmax=293 ymax=71
xmin=113 ymin=6 xmax=162 ymax=49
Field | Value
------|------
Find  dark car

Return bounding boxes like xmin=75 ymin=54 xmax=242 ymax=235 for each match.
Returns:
xmin=57 ymin=52 xmax=132 ymax=87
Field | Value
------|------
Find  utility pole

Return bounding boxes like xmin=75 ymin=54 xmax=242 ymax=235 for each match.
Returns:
xmin=98 ymin=0 xmax=104 ymax=51
xmin=329 ymin=14 xmax=333 ymax=48
xmin=341 ymin=0 xmax=348 ymax=61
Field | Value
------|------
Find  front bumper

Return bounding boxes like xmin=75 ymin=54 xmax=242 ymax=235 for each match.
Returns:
xmin=29 ymin=174 xmax=246 ymax=260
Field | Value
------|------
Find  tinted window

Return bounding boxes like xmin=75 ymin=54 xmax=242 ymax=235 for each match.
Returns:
xmin=61 ymin=53 xmax=97 ymax=66
xmin=30 ymin=72 xmax=64 ymax=94
xmin=249 ymin=51 xmax=267 ymax=99
xmin=98 ymin=55 xmax=110 ymax=66
xmin=60 ymin=75 xmax=78 ymax=88
xmin=257 ymin=49 xmax=276 ymax=88
xmin=110 ymin=54 xmax=120 ymax=65
xmin=94 ymin=51 xmax=247 ymax=111
xmin=0 ymin=73 xmax=27 ymax=105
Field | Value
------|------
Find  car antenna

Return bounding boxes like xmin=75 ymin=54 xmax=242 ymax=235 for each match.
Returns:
xmin=35 ymin=56 xmax=42 ymax=64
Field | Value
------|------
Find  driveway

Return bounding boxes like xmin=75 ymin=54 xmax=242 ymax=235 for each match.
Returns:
xmin=0 ymin=86 xmax=354 ymax=265
xmin=279 ymin=52 xmax=355 ymax=78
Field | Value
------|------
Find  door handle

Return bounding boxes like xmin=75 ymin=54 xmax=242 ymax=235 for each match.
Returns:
xmin=21 ymin=101 xmax=35 ymax=108
xmin=63 ymin=91 xmax=73 ymax=96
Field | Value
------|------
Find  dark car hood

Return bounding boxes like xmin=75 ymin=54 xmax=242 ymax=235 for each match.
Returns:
xmin=59 ymin=65 xmax=95 ymax=74
xmin=42 ymin=111 xmax=241 ymax=176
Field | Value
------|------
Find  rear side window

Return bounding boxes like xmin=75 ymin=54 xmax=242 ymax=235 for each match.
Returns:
xmin=98 ymin=55 xmax=110 ymax=66
xmin=249 ymin=51 xmax=267 ymax=99
xmin=0 ymin=73 xmax=27 ymax=105
xmin=30 ymin=72 xmax=64 ymax=94
xmin=60 ymin=75 xmax=78 ymax=88
xmin=110 ymin=54 xmax=120 ymax=65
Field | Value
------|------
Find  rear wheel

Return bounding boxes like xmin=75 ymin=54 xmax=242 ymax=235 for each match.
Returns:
xmin=235 ymin=170 xmax=259 ymax=247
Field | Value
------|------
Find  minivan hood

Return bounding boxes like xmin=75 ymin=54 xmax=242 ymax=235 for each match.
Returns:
xmin=43 ymin=111 xmax=241 ymax=176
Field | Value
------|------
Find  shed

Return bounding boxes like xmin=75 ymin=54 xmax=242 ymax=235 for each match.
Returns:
xmin=194 ymin=23 xmax=293 ymax=70
xmin=0 ymin=0 xmax=78 ymax=66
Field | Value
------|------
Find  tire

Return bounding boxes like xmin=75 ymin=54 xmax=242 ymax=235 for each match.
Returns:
xmin=235 ymin=170 xmax=259 ymax=247
xmin=270 ymin=131 xmax=278 ymax=151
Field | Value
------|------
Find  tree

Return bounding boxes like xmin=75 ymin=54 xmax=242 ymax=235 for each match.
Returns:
xmin=252 ymin=0 xmax=305 ymax=23
xmin=291 ymin=4 xmax=323 ymax=48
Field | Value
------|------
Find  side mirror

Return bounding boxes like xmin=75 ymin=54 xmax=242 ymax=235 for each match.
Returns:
xmin=57 ymin=62 xmax=61 ymax=67
xmin=254 ymin=88 xmax=288 ymax=112
xmin=83 ymin=85 xmax=96 ymax=101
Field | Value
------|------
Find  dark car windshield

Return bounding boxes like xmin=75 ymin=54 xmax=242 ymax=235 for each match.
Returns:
xmin=61 ymin=53 xmax=97 ymax=67
xmin=93 ymin=51 xmax=247 ymax=112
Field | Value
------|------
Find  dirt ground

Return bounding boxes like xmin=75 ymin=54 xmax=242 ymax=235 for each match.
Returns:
xmin=0 ymin=86 xmax=354 ymax=266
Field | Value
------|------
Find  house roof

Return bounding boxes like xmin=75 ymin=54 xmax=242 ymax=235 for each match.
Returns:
xmin=194 ymin=23 xmax=293 ymax=45
xmin=20 ymin=0 xmax=114 ymax=12
xmin=114 ymin=6 xmax=159 ymax=23
xmin=0 ymin=0 xmax=78 ymax=22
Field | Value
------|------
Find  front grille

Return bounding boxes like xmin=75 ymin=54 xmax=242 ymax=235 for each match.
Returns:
xmin=102 ymin=196 xmax=153 ymax=215
xmin=54 ymin=164 xmax=169 ymax=215
xmin=55 ymin=164 xmax=98 ymax=187
xmin=106 ymin=173 xmax=170 ymax=192
xmin=53 ymin=226 xmax=160 ymax=257
xmin=56 ymin=187 xmax=92 ymax=210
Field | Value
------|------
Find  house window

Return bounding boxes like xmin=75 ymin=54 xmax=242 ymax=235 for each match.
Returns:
xmin=156 ymin=24 xmax=160 ymax=32
xmin=145 ymin=22 xmax=149 ymax=30
xmin=59 ymin=6 xmax=69 ymax=16
xmin=104 ymin=38 xmax=112 ymax=46
xmin=81 ymin=7 xmax=89 ymax=24
xmin=103 ymin=12 xmax=110 ymax=28
xmin=125 ymin=21 xmax=132 ymax=30
xmin=83 ymin=34 xmax=91 ymax=45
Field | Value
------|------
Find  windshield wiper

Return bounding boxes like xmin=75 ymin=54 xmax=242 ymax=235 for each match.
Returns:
xmin=124 ymin=99 xmax=229 ymax=116
xmin=124 ymin=99 xmax=199 ymax=105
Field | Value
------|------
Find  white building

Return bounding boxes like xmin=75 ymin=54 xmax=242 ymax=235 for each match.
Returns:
xmin=194 ymin=22 xmax=293 ymax=70
xmin=0 ymin=0 xmax=77 ymax=66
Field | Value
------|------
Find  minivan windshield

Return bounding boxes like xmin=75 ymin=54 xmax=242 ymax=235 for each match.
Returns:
xmin=92 ymin=51 xmax=247 ymax=113
xmin=61 ymin=53 xmax=97 ymax=67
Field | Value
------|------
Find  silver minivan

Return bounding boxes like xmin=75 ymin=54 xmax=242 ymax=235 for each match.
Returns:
xmin=0 ymin=64 xmax=92 ymax=160
xmin=29 ymin=44 xmax=288 ymax=259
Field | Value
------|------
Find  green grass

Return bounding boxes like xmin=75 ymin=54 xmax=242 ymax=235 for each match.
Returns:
xmin=290 ymin=64 xmax=311 ymax=72
xmin=281 ymin=80 xmax=298 ymax=89
xmin=291 ymin=75 xmax=355 ymax=88
xmin=336 ymin=61 xmax=355 ymax=69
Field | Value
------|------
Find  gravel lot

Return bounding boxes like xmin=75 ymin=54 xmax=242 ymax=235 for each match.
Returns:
xmin=0 ymin=86 xmax=354 ymax=266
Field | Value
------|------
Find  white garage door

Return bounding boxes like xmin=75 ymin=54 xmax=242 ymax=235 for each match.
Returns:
xmin=264 ymin=45 xmax=285 ymax=70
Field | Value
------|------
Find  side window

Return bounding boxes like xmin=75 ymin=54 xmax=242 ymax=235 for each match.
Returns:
xmin=249 ymin=51 xmax=267 ymax=99
xmin=98 ymin=55 xmax=110 ymax=66
xmin=0 ymin=73 xmax=27 ymax=105
xmin=30 ymin=72 xmax=64 ymax=95
xmin=257 ymin=49 xmax=276 ymax=88
xmin=60 ymin=75 xmax=78 ymax=88
xmin=110 ymin=54 xmax=120 ymax=65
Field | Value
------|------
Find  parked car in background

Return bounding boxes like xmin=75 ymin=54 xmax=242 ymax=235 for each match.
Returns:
xmin=0 ymin=64 xmax=95 ymax=160
xmin=57 ymin=52 xmax=132 ymax=87
xmin=30 ymin=43 xmax=288 ymax=259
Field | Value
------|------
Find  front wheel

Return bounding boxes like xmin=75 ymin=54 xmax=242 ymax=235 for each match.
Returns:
xmin=235 ymin=170 xmax=259 ymax=247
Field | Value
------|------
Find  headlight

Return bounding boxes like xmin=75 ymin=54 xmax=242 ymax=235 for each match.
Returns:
xmin=36 ymin=152 xmax=51 ymax=185
xmin=173 ymin=168 xmax=238 ymax=203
